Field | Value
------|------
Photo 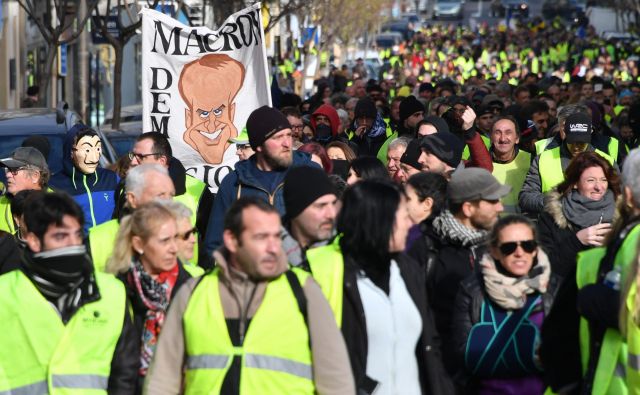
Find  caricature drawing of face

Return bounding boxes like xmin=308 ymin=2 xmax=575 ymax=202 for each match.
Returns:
xmin=72 ymin=134 xmax=102 ymax=174
xmin=179 ymin=54 xmax=246 ymax=164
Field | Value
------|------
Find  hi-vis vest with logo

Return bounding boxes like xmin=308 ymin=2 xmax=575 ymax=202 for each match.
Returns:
xmin=305 ymin=237 xmax=345 ymax=327
xmin=539 ymin=147 xmax=614 ymax=193
xmin=576 ymin=224 xmax=640 ymax=395
xmin=0 ymin=270 xmax=125 ymax=395
xmin=182 ymin=267 xmax=315 ymax=394
xmin=492 ymin=150 xmax=531 ymax=214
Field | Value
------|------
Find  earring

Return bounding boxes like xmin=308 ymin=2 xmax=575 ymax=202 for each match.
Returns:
xmin=137 ymin=250 xmax=144 ymax=255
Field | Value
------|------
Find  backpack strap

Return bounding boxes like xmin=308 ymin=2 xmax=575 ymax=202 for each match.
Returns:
xmin=284 ymin=270 xmax=312 ymax=353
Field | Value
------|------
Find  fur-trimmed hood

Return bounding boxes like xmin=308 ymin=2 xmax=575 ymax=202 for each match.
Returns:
xmin=543 ymin=188 xmax=571 ymax=230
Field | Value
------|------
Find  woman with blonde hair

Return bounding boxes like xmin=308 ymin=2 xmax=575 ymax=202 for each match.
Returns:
xmin=106 ymin=201 xmax=202 ymax=394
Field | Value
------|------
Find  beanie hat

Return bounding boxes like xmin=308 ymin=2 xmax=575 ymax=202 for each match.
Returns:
xmin=246 ymin=106 xmax=291 ymax=150
xmin=354 ymin=97 xmax=378 ymax=120
xmin=283 ymin=166 xmax=336 ymax=222
xmin=420 ymin=133 xmax=464 ymax=169
xmin=423 ymin=115 xmax=450 ymax=134
xmin=399 ymin=96 xmax=426 ymax=123
xmin=400 ymin=139 xmax=422 ymax=171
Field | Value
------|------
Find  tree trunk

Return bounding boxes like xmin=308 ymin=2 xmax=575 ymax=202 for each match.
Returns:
xmin=110 ymin=42 xmax=124 ymax=130
xmin=41 ymin=44 xmax=58 ymax=107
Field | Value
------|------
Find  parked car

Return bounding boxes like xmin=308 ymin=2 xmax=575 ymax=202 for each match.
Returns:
xmin=0 ymin=104 xmax=118 ymax=185
xmin=541 ymin=0 xmax=582 ymax=20
xmin=492 ymin=0 xmax=529 ymax=18
xmin=433 ymin=0 xmax=464 ymax=20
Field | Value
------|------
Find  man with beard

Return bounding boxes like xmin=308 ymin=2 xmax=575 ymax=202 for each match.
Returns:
xmin=281 ymin=166 xmax=338 ymax=266
xmin=179 ymin=54 xmax=245 ymax=164
xmin=204 ymin=106 xmax=318 ymax=254
xmin=426 ymin=168 xmax=509 ymax=372
xmin=145 ymin=197 xmax=354 ymax=394
xmin=0 ymin=192 xmax=138 ymax=394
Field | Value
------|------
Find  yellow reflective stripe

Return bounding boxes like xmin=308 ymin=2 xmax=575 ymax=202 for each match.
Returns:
xmin=0 ymin=381 xmax=47 ymax=395
xmin=629 ymin=353 xmax=640 ymax=371
xmin=52 ymin=374 xmax=108 ymax=389
xmin=245 ymin=353 xmax=313 ymax=380
xmin=187 ymin=354 xmax=230 ymax=369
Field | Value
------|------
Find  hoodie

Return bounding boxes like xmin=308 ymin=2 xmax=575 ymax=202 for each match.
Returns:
xmin=311 ymin=104 xmax=341 ymax=138
xmin=49 ymin=125 xmax=119 ymax=233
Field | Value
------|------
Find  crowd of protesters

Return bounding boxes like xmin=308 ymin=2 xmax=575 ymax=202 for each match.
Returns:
xmin=4 ymin=12 xmax=640 ymax=395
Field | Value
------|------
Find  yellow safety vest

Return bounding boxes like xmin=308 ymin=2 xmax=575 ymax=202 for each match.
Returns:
xmin=305 ymin=237 xmax=345 ymax=327
xmin=89 ymin=218 xmax=119 ymax=272
xmin=376 ymin=130 xmax=398 ymax=165
xmin=183 ymin=267 xmax=314 ymax=394
xmin=0 ymin=195 xmax=14 ymax=234
xmin=0 ymin=270 xmax=126 ymax=395
xmin=576 ymin=225 xmax=640 ymax=395
xmin=625 ymin=282 xmax=640 ymax=392
xmin=539 ymin=147 xmax=614 ymax=193
xmin=535 ymin=137 xmax=554 ymax=155
xmin=492 ymin=150 xmax=531 ymax=214
xmin=174 ymin=175 xmax=207 ymax=226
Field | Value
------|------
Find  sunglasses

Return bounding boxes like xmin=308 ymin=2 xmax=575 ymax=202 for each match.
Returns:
xmin=498 ymin=240 xmax=537 ymax=256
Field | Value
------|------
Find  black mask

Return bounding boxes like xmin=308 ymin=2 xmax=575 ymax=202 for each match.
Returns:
xmin=314 ymin=124 xmax=333 ymax=143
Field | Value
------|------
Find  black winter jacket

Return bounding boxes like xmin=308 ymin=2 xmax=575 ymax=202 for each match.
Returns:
xmin=537 ymin=189 xmax=590 ymax=279
xmin=340 ymin=252 xmax=455 ymax=395
xmin=427 ymin=224 xmax=487 ymax=373
xmin=451 ymin=265 xmax=561 ymax=391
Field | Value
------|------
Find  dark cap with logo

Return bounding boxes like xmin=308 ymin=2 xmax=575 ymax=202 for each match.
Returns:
xmin=564 ymin=113 xmax=592 ymax=144
xmin=448 ymin=168 xmax=512 ymax=204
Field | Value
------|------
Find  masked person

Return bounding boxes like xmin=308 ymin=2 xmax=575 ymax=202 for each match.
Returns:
xmin=0 ymin=192 xmax=138 ymax=394
xmin=49 ymin=125 xmax=120 ymax=233
xmin=310 ymin=104 xmax=341 ymax=145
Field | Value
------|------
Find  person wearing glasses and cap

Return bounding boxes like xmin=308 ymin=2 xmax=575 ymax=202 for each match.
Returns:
xmin=229 ymin=128 xmax=254 ymax=161
xmin=450 ymin=214 xmax=558 ymax=394
xmin=49 ymin=125 xmax=120 ymax=233
xmin=0 ymin=146 xmax=50 ymax=234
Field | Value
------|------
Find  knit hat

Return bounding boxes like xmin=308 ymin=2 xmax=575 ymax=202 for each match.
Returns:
xmin=400 ymin=139 xmax=422 ymax=171
xmin=283 ymin=166 xmax=336 ymax=222
xmin=354 ymin=97 xmax=378 ymax=120
xmin=400 ymin=96 xmax=425 ymax=123
xmin=422 ymin=116 xmax=450 ymax=134
xmin=246 ymin=106 xmax=291 ymax=150
xmin=448 ymin=168 xmax=511 ymax=203
xmin=564 ymin=112 xmax=592 ymax=144
xmin=420 ymin=133 xmax=464 ymax=169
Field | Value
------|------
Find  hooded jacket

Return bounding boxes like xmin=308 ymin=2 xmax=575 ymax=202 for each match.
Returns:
xmin=49 ymin=125 xmax=119 ymax=233
xmin=310 ymin=104 xmax=341 ymax=138
xmin=203 ymin=151 xmax=318 ymax=254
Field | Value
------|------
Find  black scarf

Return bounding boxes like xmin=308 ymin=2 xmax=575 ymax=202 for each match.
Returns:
xmin=21 ymin=245 xmax=99 ymax=324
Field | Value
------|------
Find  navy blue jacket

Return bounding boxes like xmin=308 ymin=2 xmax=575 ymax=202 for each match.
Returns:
xmin=49 ymin=125 xmax=119 ymax=233
xmin=203 ymin=151 xmax=317 ymax=254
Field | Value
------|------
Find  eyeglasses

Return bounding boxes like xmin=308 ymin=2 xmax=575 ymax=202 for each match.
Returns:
xmin=290 ymin=125 xmax=304 ymax=131
xmin=236 ymin=144 xmax=252 ymax=151
xmin=128 ymin=152 xmax=160 ymax=162
xmin=4 ymin=166 xmax=31 ymax=175
xmin=498 ymin=240 xmax=537 ymax=256
xmin=179 ymin=227 xmax=198 ymax=240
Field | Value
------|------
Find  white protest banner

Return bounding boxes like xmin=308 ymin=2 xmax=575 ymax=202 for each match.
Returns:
xmin=141 ymin=3 xmax=271 ymax=192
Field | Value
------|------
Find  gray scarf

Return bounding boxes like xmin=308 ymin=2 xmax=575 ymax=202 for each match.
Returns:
xmin=431 ymin=210 xmax=488 ymax=247
xmin=562 ymin=189 xmax=615 ymax=230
